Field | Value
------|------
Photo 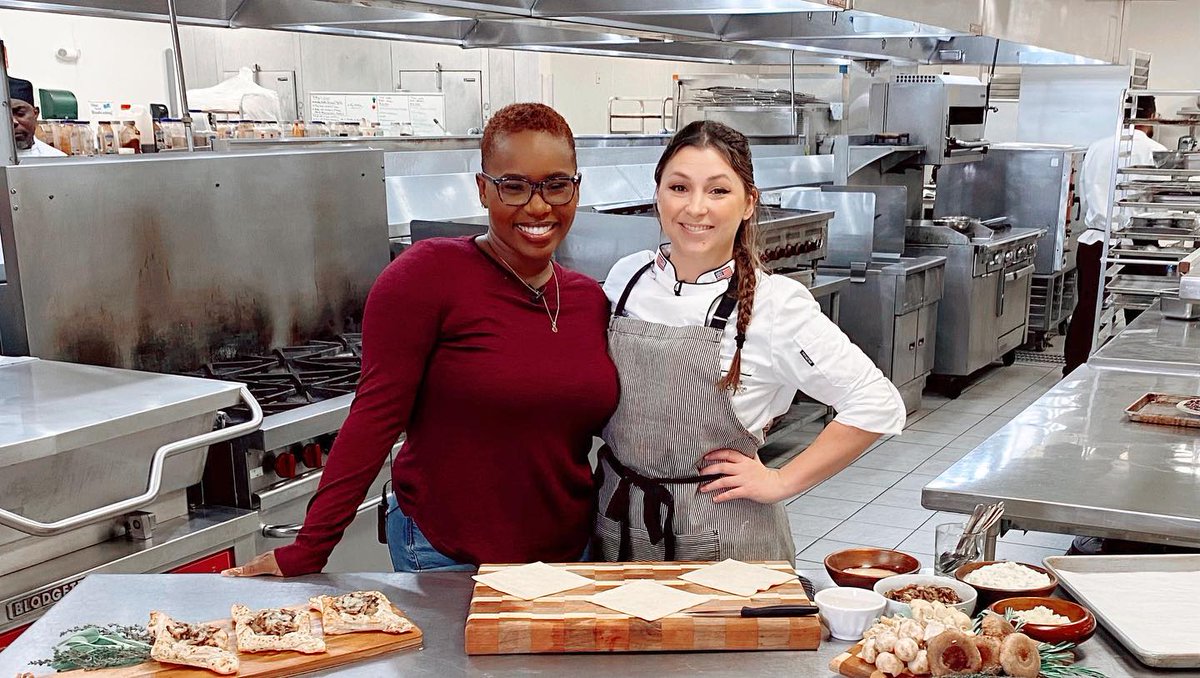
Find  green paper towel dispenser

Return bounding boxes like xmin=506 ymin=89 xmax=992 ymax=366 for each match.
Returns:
xmin=38 ymin=89 xmax=78 ymax=120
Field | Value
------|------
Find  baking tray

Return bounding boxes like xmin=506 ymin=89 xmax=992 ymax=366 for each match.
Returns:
xmin=1125 ymin=392 xmax=1200 ymax=428
xmin=1043 ymin=554 xmax=1200 ymax=668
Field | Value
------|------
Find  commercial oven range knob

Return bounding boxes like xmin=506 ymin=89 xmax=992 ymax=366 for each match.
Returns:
xmin=274 ymin=451 xmax=298 ymax=479
xmin=302 ymin=443 xmax=325 ymax=469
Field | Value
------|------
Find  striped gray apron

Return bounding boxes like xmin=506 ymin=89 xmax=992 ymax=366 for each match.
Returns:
xmin=594 ymin=262 xmax=796 ymax=564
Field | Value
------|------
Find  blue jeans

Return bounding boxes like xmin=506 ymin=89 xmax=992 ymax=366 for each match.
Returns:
xmin=385 ymin=493 xmax=475 ymax=573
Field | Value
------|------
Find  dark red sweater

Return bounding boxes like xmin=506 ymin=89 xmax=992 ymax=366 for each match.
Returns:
xmin=274 ymin=237 xmax=618 ymax=574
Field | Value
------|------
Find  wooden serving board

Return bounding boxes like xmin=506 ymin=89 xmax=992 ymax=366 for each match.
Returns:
xmin=465 ymin=561 xmax=819 ymax=655
xmin=54 ymin=606 xmax=422 ymax=677
xmin=829 ymin=642 xmax=919 ymax=678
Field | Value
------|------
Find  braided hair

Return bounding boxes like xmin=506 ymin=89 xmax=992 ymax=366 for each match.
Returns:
xmin=653 ymin=121 xmax=763 ymax=392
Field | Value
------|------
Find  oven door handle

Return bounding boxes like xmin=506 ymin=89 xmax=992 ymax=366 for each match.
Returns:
xmin=1005 ymin=264 xmax=1035 ymax=283
xmin=0 ymin=386 xmax=263 ymax=537
xmin=261 ymin=497 xmax=382 ymax=539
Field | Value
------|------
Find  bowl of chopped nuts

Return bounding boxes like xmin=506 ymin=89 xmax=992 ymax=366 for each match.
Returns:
xmin=872 ymin=573 xmax=977 ymax=617
xmin=988 ymin=596 xmax=1096 ymax=645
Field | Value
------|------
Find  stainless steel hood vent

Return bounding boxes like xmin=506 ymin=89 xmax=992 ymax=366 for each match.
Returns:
xmin=0 ymin=0 xmax=1109 ymax=66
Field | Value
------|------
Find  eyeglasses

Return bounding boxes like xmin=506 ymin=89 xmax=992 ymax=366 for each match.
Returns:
xmin=479 ymin=171 xmax=582 ymax=207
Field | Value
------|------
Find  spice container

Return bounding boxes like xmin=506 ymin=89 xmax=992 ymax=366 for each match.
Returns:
xmin=72 ymin=122 xmax=97 ymax=156
xmin=52 ymin=121 xmax=74 ymax=155
xmin=151 ymin=119 xmax=165 ymax=152
xmin=118 ymin=120 xmax=142 ymax=154
xmin=305 ymin=121 xmax=328 ymax=137
xmin=97 ymin=121 xmax=118 ymax=154
xmin=36 ymin=121 xmax=55 ymax=147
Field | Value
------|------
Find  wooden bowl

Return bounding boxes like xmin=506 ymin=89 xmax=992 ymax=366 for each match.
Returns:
xmin=988 ymin=596 xmax=1097 ymax=645
xmin=954 ymin=561 xmax=1059 ymax=608
xmin=824 ymin=548 xmax=920 ymax=589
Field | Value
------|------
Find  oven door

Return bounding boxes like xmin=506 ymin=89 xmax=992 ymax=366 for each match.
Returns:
xmin=995 ymin=263 xmax=1035 ymax=353
xmin=254 ymin=458 xmax=394 ymax=573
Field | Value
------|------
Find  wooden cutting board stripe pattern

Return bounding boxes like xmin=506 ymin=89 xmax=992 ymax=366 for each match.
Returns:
xmin=465 ymin=561 xmax=820 ymax=655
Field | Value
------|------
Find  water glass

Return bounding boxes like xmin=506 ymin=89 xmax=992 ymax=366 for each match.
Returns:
xmin=934 ymin=522 xmax=985 ymax=576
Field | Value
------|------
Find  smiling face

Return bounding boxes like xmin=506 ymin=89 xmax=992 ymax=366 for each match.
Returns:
xmin=476 ymin=129 xmax=579 ymax=274
xmin=656 ymin=145 xmax=756 ymax=278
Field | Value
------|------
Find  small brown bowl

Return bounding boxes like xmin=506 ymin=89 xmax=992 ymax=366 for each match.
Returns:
xmin=824 ymin=548 xmax=920 ymax=589
xmin=954 ymin=561 xmax=1059 ymax=608
xmin=988 ymin=596 xmax=1097 ymax=645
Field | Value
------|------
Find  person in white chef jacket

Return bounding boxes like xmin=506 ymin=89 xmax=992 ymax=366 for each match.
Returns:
xmin=1062 ymin=96 xmax=1166 ymax=377
xmin=8 ymin=77 xmax=67 ymax=158
xmin=592 ymin=120 xmax=906 ymax=565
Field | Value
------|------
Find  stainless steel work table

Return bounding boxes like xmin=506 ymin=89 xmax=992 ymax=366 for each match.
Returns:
xmin=1089 ymin=300 xmax=1200 ymax=375
xmin=807 ymin=273 xmax=850 ymax=324
xmin=922 ymin=365 xmax=1200 ymax=549
xmin=0 ymin=572 xmax=1183 ymax=677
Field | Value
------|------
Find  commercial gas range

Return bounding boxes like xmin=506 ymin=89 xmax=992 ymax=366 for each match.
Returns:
xmin=0 ymin=358 xmax=262 ymax=642
xmin=905 ymin=218 xmax=1044 ymax=396
xmin=187 ymin=335 xmax=394 ymax=575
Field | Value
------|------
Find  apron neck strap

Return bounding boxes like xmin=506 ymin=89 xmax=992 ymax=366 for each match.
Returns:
xmin=613 ymin=259 xmax=740 ymax=332
xmin=613 ymin=262 xmax=654 ymax=317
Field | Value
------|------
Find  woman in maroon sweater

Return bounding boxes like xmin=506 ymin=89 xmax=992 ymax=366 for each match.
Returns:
xmin=226 ymin=104 xmax=619 ymax=575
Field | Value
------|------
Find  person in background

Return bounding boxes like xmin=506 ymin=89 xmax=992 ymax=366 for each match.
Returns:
xmin=8 ymin=77 xmax=66 ymax=158
xmin=594 ymin=121 xmax=905 ymax=564
xmin=225 ymin=103 xmax=618 ymax=576
xmin=1063 ymin=96 xmax=1166 ymax=377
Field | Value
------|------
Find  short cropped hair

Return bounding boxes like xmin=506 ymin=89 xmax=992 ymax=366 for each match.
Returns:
xmin=480 ymin=103 xmax=575 ymax=172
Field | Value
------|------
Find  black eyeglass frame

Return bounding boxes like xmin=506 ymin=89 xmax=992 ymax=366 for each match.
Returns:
xmin=478 ymin=171 xmax=583 ymax=207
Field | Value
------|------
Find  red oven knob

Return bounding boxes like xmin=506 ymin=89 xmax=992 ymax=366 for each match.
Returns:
xmin=302 ymin=443 xmax=324 ymax=469
xmin=274 ymin=451 xmax=298 ymax=479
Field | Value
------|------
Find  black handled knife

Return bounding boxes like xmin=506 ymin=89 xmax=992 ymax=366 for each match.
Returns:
xmin=686 ymin=604 xmax=819 ymax=618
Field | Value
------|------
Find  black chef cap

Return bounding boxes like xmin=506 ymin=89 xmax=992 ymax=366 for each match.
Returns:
xmin=8 ymin=77 xmax=34 ymax=104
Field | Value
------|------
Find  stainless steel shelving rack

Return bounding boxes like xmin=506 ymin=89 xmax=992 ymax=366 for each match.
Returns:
xmin=1094 ymin=78 xmax=1200 ymax=346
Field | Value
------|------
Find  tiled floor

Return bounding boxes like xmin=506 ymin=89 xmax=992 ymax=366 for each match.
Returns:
xmin=783 ymin=360 xmax=1077 ymax=573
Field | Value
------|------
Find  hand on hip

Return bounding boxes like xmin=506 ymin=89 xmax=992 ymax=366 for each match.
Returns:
xmin=699 ymin=449 xmax=790 ymax=504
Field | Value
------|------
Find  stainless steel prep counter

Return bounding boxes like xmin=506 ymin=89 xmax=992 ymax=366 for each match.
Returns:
xmin=0 ymin=572 xmax=1180 ymax=677
xmin=922 ymin=365 xmax=1200 ymax=549
xmin=807 ymin=273 xmax=849 ymax=323
xmin=1089 ymin=300 xmax=1200 ymax=375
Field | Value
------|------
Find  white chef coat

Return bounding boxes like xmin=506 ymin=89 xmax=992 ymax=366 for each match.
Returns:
xmin=1078 ymin=129 xmax=1166 ymax=245
xmin=605 ymin=249 xmax=907 ymax=441
xmin=17 ymin=138 xmax=67 ymax=158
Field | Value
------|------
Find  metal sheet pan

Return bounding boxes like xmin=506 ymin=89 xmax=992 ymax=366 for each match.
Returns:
xmin=1125 ymin=392 xmax=1200 ymax=428
xmin=1043 ymin=554 xmax=1200 ymax=668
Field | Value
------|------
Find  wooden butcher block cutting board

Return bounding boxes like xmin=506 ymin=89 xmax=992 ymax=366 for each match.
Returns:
xmin=465 ymin=561 xmax=819 ymax=655
xmin=830 ymin=642 xmax=919 ymax=678
xmin=53 ymin=606 xmax=422 ymax=677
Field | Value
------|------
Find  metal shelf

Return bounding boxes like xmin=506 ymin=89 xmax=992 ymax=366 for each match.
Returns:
xmin=1109 ymin=247 xmax=1195 ymax=261
xmin=1117 ymin=199 xmax=1200 ymax=210
xmin=1118 ymin=167 xmax=1200 ymax=177
xmin=1127 ymin=89 xmax=1200 ymax=96
xmin=1125 ymin=118 xmax=1200 ymax=127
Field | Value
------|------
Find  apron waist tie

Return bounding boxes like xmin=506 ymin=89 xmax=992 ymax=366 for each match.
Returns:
xmin=597 ymin=446 xmax=721 ymax=561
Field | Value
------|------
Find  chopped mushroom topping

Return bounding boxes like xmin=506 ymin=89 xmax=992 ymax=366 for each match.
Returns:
xmin=249 ymin=609 xmax=303 ymax=636
xmin=331 ymin=592 xmax=380 ymax=617
xmin=165 ymin=621 xmax=222 ymax=648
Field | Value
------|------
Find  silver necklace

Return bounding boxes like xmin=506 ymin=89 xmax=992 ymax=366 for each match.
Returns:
xmin=489 ymin=245 xmax=561 ymax=333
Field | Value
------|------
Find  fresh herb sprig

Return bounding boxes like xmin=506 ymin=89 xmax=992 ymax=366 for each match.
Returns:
xmin=30 ymin=623 xmax=153 ymax=671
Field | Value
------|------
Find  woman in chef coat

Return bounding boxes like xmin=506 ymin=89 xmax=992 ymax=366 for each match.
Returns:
xmin=594 ymin=121 xmax=905 ymax=564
